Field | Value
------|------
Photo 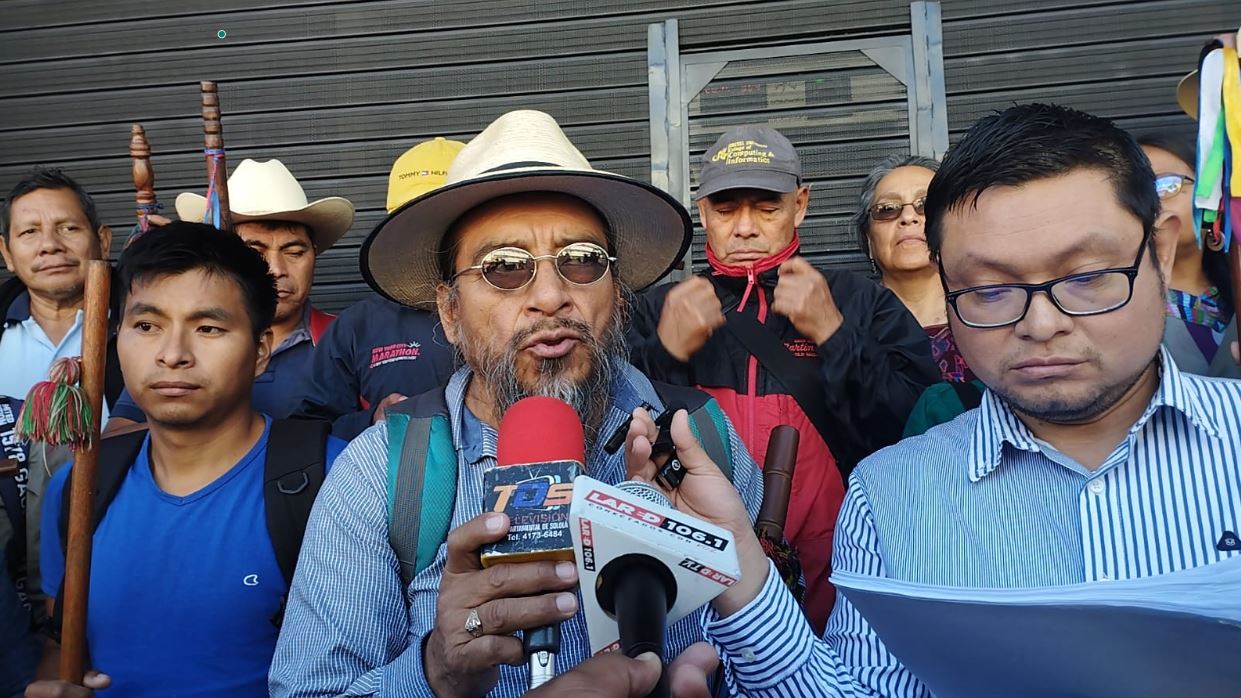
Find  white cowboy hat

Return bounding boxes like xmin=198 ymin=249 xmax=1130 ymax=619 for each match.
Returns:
xmin=175 ymin=158 xmax=355 ymax=251
xmin=361 ymin=110 xmax=691 ymax=309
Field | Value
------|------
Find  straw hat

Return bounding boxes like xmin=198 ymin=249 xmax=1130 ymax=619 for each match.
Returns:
xmin=361 ymin=110 xmax=691 ymax=309
xmin=176 ymin=159 xmax=355 ymax=251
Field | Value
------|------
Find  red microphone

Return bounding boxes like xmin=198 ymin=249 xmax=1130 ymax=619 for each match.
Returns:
xmin=481 ymin=396 xmax=583 ymax=566
xmin=481 ymin=396 xmax=585 ymax=689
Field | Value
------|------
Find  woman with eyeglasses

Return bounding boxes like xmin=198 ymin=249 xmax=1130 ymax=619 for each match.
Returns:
xmin=855 ymin=154 xmax=975 ymax=384
xmin=1137 ymin=131 xmax=1239 ymax=378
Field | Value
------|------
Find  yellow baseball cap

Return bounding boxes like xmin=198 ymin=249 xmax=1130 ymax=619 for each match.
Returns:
xmin=385 ymin=137 xmax=466 ymax=213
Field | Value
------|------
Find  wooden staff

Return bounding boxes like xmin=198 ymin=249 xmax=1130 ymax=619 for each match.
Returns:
xmin=755 ymin=426 xmax=799 ymax=541
xmin=200 ymin=80 xmax=232 ymax=231
xmin=129 ymin=124 xmax=157 ymax=231
xmin=58 ymin=261 xmax=111 ymax=683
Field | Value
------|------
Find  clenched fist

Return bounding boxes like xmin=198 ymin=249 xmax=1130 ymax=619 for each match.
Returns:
xmin=772 ymin=257 xmax=843 ymax=345
xmin=656 ymin=276 xmax=725 ymax=361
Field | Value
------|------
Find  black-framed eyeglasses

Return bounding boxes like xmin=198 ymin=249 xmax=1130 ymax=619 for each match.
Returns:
xmin=870 ymin=197 xmax=926 ymax=221
xmin=452 ymin=241 xmax=617 ymax=291
xmin=944 ymin=231 xmax=1151 ymax=329
xmin=1154 ymin=173 xmax=1194 ymax=199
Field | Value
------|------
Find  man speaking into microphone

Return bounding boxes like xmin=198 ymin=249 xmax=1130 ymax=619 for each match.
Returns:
xmin=270 ymin=110 xmax=763 ymax=697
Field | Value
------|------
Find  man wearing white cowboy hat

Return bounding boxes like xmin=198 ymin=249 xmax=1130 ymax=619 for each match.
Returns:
xmin=270 ymin=110 xmax=765 ymax=697
xmin=105 ymin=159 xmax=355 ymax=430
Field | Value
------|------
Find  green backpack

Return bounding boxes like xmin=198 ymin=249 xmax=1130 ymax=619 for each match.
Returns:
xmin=384 ymin=382 xmax=736 ymax=587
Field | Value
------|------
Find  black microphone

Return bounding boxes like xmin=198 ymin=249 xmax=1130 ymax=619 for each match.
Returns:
xmin=593 ymin=480 xmax=681 ymax=698
xmin=571 ymin=476 xmax=740 ymax=697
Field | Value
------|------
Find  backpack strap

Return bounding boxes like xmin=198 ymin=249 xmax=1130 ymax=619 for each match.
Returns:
xmin=385 ymin=390 xmax=457 ymax=589
xmin=650 ymin=381 xmax=734 ymax=483
xmin=722 ymin=311 xmax=833 ymax=451
xmin=52 ymin=429 xmax=147 ymax=642
xmin=263 ymin=418 xmax=330 ymax=590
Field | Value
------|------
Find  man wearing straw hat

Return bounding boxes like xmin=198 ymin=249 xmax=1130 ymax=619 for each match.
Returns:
xmin=104 ymin=159 xmax=355 ymax=431
xmin=290 ymin=138 xmax=459 ymax=440
xmin=270 ymin=110 xmax=764 ymax=697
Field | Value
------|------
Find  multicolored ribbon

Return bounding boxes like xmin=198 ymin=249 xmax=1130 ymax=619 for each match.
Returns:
xmin=125 ymin=200 xmax=164 ymax=249
xmin=202 ymin=147 xmax=226 ymax=229
xmin=1194 ymin=44 xmax=1241 ymax=254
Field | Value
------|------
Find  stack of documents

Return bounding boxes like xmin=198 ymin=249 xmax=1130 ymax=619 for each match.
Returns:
xmin=833 ymin=555 xmax=1241 ymax=698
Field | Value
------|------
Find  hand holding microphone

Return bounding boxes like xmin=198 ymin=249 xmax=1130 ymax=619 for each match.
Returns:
xmin=622 ymin=406 xmax=771 ymax=617
xmin=424 ymin=395 xmax=587 ymax=697
xmin=423 ymin=512 xmax=579 ymax=697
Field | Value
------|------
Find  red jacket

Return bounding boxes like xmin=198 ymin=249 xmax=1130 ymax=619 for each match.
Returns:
xmin=629 ymin=243 xmax=938 ymax=632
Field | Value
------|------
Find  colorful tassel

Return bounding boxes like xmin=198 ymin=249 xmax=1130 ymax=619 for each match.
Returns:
xmin=757 ymin=530 xmax=806 ymax=603
xmin=15 ymin=357 xmax=94 ymax=451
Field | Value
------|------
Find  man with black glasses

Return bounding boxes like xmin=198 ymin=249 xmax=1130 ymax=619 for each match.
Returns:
xmin=608 ymin=103 xmax=1241 ymax=696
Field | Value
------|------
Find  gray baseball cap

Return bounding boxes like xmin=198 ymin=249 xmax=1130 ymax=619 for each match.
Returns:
xmin=694 ymin=125 xmax=802 ymax=201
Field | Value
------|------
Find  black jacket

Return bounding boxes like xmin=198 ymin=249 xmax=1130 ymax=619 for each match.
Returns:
xmin=629 ymin=265 xmax=939 ymax=475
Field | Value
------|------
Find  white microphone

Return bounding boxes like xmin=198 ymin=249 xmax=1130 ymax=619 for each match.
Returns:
xmin=570 ymin=476 xmax=741 ymax=671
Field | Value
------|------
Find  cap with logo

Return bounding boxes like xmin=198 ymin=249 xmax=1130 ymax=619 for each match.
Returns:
xmin=694 ymin=125 xmax=802 ymax=201
xmin=385 ymin=137 xmax=466 ymax=213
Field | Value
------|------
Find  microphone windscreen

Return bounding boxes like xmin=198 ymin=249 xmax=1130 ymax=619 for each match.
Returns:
xmin=616 ymin=479 xmax=672 ymax=509
xmin=496 ymin=396 xmax=585 ymax=466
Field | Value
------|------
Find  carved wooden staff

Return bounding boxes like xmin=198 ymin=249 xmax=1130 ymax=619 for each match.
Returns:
xmin=200 ymin=81 xmax=233 ymax=231
xmin=129 ymin=123 xmax=157 ymax=235
xmin=56 ymin=261 xmax=110 ymax=683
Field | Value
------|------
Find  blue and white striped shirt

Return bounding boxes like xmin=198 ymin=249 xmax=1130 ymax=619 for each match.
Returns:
xmin=705 ymin=348 xmax=1241 ymax=696
xmin=270 ymin=363 xmax=763 ymax=697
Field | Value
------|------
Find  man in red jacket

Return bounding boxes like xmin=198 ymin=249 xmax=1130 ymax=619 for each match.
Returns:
xmin=629 ymin=125 xmax=938 ymax=632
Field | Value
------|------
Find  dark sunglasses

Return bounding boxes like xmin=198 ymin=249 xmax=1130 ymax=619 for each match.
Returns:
xmin=452 ymin=241 xmax=616 ymax=291
xmin=870 ymin=197 xmax=926 ymax=222
xmin=1154 ymin=173 xmax=1194 ymax=199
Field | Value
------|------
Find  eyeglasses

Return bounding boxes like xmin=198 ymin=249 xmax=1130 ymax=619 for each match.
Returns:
xmin=944 ymin=231 xmax=1151 ymax=329
xmin=1154 ymin=173 xmax=1194 ymax=199
xmin=870 ymin=198 xmax=926 ymax=222
xmin=452 ymin=241 xmax=617 ymax=291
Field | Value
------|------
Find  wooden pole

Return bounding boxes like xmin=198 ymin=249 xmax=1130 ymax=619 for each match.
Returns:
xmin=200 ymin=81 xmax=232 ymax=232
xmin=57 ymin=261 xmax=110 ymax=682
xmin=129 ymin=124 xmax=156 ymax=229
xmin=755 ymin=426 xmax=799 ymax=541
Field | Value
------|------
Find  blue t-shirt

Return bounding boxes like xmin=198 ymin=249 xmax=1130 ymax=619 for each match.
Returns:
xmin=40 ymin=418 xmax=346 ymax=697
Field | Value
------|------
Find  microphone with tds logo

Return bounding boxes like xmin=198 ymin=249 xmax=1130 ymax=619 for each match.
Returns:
xmin=480 ymin=396 xmax=583 ymax=689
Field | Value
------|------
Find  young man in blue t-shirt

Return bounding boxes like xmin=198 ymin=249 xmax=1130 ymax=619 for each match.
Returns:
xmin=27 ymin=222 xmax=345 ymax=697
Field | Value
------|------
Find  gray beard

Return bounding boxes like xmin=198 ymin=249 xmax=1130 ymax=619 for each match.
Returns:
xmin=457 ymin=315 xmax=628 ymax=448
